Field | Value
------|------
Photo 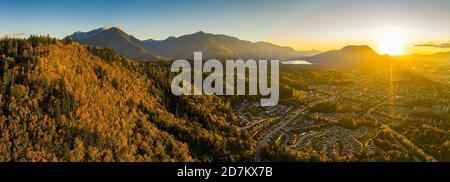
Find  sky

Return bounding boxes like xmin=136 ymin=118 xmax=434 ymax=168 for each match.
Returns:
xmin=1 ymin=0 xmax=450 ymax=54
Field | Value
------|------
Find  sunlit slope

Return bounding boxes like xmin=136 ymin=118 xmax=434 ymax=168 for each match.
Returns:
xmin=0 ymin=37 xmax=254 ymax=162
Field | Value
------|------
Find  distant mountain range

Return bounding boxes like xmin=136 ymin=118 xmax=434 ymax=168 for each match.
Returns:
xmin=67 ymin=27 xmax=449 ymax=70
xmin=395 ymin=51 xmax=450 ymax=62
xmin=143 ymin=31 xmax=320 ymax=60
xmin=67 ymin=27 xmax=320 ymax=61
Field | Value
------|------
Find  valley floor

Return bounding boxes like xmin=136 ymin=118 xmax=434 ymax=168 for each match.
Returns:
xmin=234 ymin=68 xmax=449 ymax=162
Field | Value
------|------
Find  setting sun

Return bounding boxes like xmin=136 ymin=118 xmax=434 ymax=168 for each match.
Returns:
xmin=378 ymin=35 xmax=404 ymax=55
xmin=376 ymin=27 xmax=405 ymax=55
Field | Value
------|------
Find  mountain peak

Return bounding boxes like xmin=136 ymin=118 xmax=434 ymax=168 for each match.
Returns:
xmin=308 ymin=45 xmax=385 ymax=70
xmin=195 ymin=31 xmax=206 ymax=34
xmin=67 ymin=27 xmax=158 ymax=61
xmin=166 ymin=36 xmax=176 ymax=40
xmin=341 ymin=45 xmax=374 ymax=53
xmin=107 ymin=26 xmax=122 ymax=31
xmin=100 ymin=26 xmax=124 ymax=31
xmin=190 ymin=31 xmax=210 ymax=37
xmin=102 ymin=27 xmax=126 ymax=34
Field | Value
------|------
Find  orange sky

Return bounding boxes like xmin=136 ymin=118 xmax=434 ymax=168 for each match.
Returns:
xmin=262 ymin=0 xmax=450 ymax=55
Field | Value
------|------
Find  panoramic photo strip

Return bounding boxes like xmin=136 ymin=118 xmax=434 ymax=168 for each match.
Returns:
xmin=0 ymin=0 xmax=449 ymax=180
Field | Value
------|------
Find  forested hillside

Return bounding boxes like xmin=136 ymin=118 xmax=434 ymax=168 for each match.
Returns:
xmin=0 ymin=36 xmax=254 ymax=162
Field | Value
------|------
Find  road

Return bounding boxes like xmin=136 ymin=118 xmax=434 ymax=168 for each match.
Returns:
xmin=254 ymin=96 xmax=336 ymax=162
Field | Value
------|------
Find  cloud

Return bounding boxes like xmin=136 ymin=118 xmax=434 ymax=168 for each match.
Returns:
xmin=415 ymin=41 xmax=450 ymax=48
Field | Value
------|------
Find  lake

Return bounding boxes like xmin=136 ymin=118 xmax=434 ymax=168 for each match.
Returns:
xmin=281 ymin=60 xmax=312 ymax=65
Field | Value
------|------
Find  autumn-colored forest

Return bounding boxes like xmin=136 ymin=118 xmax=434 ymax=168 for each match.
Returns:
xmin=0 ymin=37 xmax=258 ymax=162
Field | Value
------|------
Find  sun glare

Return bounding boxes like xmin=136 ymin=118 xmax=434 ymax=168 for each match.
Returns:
xmin=376 ymin=26 xmax=405 ymax=55
xmin=378 ymin=35 xmax=404 ymax=55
